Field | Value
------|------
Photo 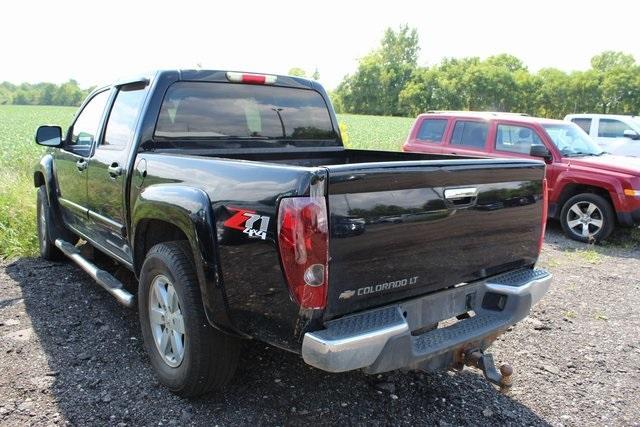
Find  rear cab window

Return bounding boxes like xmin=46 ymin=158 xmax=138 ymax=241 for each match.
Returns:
xmin=571 ymin=118 xmax=592 ymax=134
xmin=449 ymin=120 xmax=488 ymax=150
xmin=495 ymin=124 xmax=543 ymax=155
xmin=416 ymin=118 xmax=448 ymax=144
xmin=154 ymin=82 xmax=339 ymax=149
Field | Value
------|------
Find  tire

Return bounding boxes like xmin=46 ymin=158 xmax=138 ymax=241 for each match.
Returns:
xmin=36 ymin=186 xmax=64 ymax=261
xmin=560 ymin=193 xmax=615 ymax=243
xmin=138 ymin=241 xmax=241 ymax=397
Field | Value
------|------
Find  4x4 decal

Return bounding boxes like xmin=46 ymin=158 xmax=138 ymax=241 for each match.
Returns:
xmin=223 ymin=208 xmax=270 ymax=240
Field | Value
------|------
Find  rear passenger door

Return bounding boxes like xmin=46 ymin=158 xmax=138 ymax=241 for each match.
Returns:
xmin=86 ymin=82 xmax=149 ymax=263
xmin=442 ymin=119 xmax=489 ymax=156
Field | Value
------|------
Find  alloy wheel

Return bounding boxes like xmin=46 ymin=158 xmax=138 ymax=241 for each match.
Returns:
xmin=566 ymin=201 xmax=603 ymax=238
xmin=148 ymin=275 xmax=186 ymax=367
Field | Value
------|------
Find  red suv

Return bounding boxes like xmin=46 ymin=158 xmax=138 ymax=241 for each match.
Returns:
xmin=403 ymin=111 xmax=640 ymax=242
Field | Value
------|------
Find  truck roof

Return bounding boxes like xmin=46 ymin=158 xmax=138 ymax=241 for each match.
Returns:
xmin=104 ymin=69 xmax=318 ymax=90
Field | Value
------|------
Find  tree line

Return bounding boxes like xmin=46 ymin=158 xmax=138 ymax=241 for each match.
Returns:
xmin=332 ymin=26 xmax=640 ymax=119
xmin=0 ymin=80 xmax=94 ymax=106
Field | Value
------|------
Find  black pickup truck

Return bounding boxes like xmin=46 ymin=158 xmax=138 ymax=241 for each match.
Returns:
xmin=33 ymin=70 xmax=551 ymax=396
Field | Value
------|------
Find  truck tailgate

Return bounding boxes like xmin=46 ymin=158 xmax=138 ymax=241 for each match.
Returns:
xmin=324 ymin=159 xmax=545 ymax=319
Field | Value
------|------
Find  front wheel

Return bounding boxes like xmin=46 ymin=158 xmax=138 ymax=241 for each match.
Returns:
xmin=138 ymin=241 xmax=241 ymax=397
xmin=560 ymin=193 xmax=615 ymax=243
xmin=36 ymin=186 xmax=63 ymax=260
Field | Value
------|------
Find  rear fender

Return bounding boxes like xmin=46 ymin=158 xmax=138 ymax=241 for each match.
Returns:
xmin=131 ymin=184 xmax=237 ymax=334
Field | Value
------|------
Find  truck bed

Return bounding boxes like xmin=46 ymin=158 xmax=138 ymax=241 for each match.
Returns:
xmin=139 ymin=148 xmax=545 ymax=344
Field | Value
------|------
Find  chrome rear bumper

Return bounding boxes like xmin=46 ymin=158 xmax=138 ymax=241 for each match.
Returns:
xmin=302 ymin=268 xmax=551 ymax=373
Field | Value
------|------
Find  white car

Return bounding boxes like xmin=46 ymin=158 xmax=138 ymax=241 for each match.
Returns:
xmin=565 ymin=114 xmax=640 ymax=157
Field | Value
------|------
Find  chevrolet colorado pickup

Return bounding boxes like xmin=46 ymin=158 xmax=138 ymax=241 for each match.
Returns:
xmin=33 ymin=70 xmax=551 ymax=396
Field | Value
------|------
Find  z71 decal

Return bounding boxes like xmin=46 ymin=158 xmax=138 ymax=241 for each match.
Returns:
xmin=223 ymin=208 xmax=270 ymax=240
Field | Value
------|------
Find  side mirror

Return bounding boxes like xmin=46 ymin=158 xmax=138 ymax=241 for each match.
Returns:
xmin=623 ymin=129 xmax=640 ymax=140
xmin=35 ymin=125 xmax=62 ymax=147
xmin=530 ymin=144 xmax=552 ymax=161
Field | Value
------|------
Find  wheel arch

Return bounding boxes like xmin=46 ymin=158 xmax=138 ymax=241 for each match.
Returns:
xmin=33 ymin=154 xmax=57 ymax=205
xmin=555 ymin=183 xmax=615 ymax=220
xmin=131 ymin=184 xmax=237 ymax=335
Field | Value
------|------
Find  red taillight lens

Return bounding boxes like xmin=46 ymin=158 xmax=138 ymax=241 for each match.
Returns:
xmin=277 ymin=197 xmax=328 ymax=309
xmin=537 ymin=178 xmax=548 ymax=255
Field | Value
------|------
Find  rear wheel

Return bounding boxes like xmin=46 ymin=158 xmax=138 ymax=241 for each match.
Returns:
xmin=560 ymin=193 xmax=614 ymax=243
xmin=138 ymin=241 xmax=241 ymax=396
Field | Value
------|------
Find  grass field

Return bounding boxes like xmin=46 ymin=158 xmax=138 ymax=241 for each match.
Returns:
xmin=337 ymin=114 xmax=414 ymax=151
xmin=0 ymin=105 xmax=413 ymax=258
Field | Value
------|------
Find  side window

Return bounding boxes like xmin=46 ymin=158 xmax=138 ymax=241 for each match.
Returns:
xmin=450 ymin=121 xmax=488 ymax=148
xmin=102 ymin=85 xmax=148 ymax=149
xmin=495 ymin=125 xmax=543 ymax=154
xmin=416 ymin=119 xmax=447 ymax=143
xmin=571 ymin=118 xmax=592 ymax=134
xmin=598 ymin=119 xmax=633 ymax=138
xmin=69 ymin=90 xmax=110 ymax=148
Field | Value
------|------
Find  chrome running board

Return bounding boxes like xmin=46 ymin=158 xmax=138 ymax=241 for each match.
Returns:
xmin=54 ymin=239 xmax=135 ymax=308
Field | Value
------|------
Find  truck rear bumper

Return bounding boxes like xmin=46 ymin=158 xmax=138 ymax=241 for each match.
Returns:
xmin=302 ymin=268 xmax=551 ymax=374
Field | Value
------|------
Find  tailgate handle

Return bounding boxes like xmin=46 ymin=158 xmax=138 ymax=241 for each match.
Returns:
xmin=444 ymin=187 xmax=478 ymax=200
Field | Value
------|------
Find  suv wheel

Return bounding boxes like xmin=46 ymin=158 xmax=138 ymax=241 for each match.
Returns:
xmin=138 ymin=241 xmax=241 ymax=396
xmin=560 ymin=193 xmax=614 ymax=243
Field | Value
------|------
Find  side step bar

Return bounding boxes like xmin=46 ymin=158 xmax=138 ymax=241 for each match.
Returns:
xmin=54 ymin=239 xmax=135 ymax=308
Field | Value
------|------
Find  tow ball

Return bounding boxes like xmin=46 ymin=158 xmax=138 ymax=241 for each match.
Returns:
xmin=462 ymin=350 xmax=513 ymax=392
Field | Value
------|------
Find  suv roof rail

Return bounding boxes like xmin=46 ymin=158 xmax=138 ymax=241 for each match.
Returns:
xmin=425 ymin=110 xmax=529 ymax=117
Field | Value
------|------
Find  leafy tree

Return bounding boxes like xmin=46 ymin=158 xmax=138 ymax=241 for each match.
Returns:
xmin=591 ymin=51 xmax=635 ymax=73
xmin=335 ymin=25 xmax=419 ymax=116
xmin=0 ymin=79 xmax=91 ymax=106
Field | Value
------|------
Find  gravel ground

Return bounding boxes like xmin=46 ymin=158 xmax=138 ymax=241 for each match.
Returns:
xmin=0 ymin=223 xmax=639 ymax=426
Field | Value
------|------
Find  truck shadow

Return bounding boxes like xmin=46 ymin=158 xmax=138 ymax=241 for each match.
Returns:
xmin=5 ymin=257 xmax=550 ymax=426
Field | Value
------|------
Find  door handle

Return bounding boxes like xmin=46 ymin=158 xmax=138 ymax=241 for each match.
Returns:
xmin=108 ymin=163 xmax=123 ymax=178
xmin=76 ymin=159 xmax=87 ymax=172
xmin=444 ymin=187 xmax=478 ymax=200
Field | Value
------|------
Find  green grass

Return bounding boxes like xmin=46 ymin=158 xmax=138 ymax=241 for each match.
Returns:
xmin=0 ymin=105 xmax=76 ymax=258
xmin=337 ymin=114 xmax=414 ymax=151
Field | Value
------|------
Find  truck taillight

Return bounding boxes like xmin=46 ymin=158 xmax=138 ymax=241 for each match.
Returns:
xmin=277 ymin=197 xmax=328 ymax=309
xmin=226 ymin=71 xmax=277 ymax=85
xmin=538 ymin=178 xmax=548 ymax=255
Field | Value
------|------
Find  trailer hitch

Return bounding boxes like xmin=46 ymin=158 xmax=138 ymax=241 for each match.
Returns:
xmin=463 ymin=350 xmax=513 ymax=392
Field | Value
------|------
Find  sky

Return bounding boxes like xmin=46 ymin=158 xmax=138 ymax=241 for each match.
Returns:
xmin=3 ymin=0 xmax=640 ymax=90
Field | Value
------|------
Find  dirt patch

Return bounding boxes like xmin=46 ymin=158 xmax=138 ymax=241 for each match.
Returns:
xmin=0 ymin=223 xmax=638 ymax=425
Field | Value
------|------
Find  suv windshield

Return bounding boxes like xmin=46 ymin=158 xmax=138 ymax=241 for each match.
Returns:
xmin=543 ymin=123 xmax=605 ymax=157
xmin=155 ymin=82 xmax=338 ymax=144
